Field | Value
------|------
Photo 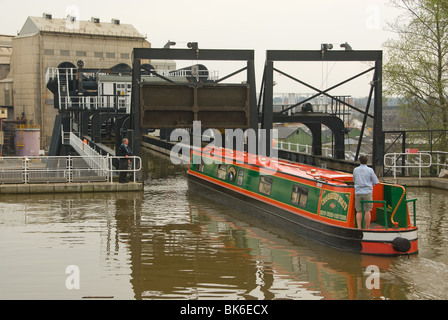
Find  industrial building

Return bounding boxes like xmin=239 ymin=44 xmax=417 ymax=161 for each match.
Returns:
xmin=0 ymin=13 xmax=153 ymax=154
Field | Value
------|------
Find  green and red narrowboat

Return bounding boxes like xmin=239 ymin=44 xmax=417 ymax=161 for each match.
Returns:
xmin=187 ymin=147 xmax=418 ymax=256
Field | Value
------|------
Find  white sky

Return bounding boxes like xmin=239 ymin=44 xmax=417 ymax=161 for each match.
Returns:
xmin=0 ymin=0 xmax=403 ymax=97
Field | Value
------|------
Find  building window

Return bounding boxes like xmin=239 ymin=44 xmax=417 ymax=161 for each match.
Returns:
xmin=5 ymin=90 xmax=10 ymax=106
xmin=259 ymin=176 xmax=273 ymax=196
xmin=44 ymin=49 xmax=54 ymax=55
xmin=291 ymin=185 xmax=308 ymax=208
xmin=217 ymin=164 xmax=227 ymax=180
xmin=121 ymin=53 xmax=130 ymax=59
xmin=106 ymin=52 xmax=115 ymax=59
xmin=94 ymin=52 xmax=104 ymax=58
xmin=60 ymin=50 xmax=70 ymax=56
xmin=76 ymin=51 xmax=86 ymax=57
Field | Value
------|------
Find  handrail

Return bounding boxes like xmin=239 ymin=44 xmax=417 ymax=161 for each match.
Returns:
xmin=275 ymin=139 xmax=372 ymax=159
xmin=360 ymin=182 xmax=412 ymax=230
xmin=0 ymin=155 xmax=141 ymax=184
xmin=406 ymin=198 xmax=418 ymax=227
xmin=379 ymin=182 xmax=406 ymax=229
xmin=384 ymin=152 xmax=432 ymax=178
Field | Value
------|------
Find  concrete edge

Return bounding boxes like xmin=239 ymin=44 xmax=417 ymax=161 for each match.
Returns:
xmin=382 ymin=177 xmax=448 ymax=190
xmin=0 ymin=182 xmax=143 ymax=195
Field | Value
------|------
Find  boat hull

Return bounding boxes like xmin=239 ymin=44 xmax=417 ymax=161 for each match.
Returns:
xmin=188 ymin=173 xmax=418 ymax=256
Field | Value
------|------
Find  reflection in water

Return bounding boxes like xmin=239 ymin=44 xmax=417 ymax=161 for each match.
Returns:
xmin=0 ymin=149 xmax=447 ymax=300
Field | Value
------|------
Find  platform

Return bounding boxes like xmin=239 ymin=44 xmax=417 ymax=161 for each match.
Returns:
xmin=0 ymin=182 xmax=143 ymax=195
xmin=383 ymin=177 xmax=448 ymax=190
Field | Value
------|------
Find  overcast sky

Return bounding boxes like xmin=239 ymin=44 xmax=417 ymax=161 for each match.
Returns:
xmin=0 ymin=0 xmax=403 ymax=97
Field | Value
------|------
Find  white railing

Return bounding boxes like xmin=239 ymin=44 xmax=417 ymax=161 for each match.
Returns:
xmin=275 ymin=141 xmax=333 ymax=157
xmin=384 ymin=152 xmax=432 ymax=178
xmin=0 ymin=155 xmax=141 ymax=185
xmin=275 ymin=140 xmax=371 ymax=160
xmin=164 ymin=69 xmax=220 ymax=81
xmin=67 ymin=131 xmax=108 ymax=173
xmin=59 ymin=95 xmax=131 ymax=112
xmin=430 ymin=151 xmax=448 ymax=174
xmin=48 ymin=67 xmax=132 ymax=112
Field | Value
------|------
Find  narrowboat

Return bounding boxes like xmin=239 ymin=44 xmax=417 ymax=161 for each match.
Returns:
xmin=187 ymin=147 xmax=418 ymax=256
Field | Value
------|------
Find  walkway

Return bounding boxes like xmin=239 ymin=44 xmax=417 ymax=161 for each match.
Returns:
xmin=0 ymin=181 xmax=143 ymax=195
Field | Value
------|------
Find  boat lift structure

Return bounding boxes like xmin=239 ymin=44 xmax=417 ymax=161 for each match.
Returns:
xmin=259 ymin=48 xmax=383 ymax=172
xmin=45 ymin=45 xmax=385 ymax=180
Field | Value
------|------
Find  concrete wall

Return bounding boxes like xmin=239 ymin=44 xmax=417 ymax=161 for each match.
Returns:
xmin=0 ymin=78 xmax=13 ymax=106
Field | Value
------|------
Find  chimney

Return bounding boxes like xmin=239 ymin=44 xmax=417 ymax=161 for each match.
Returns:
xmin=111 ymin=18 xmax=120 ymax=25
xmin=43 ymin=13 xmax=52 ymax=20
xmin=91 ymin=17 xmax=100 ymax=23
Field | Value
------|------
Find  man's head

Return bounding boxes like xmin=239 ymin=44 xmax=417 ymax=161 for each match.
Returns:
xmin=359 ymin=155 xmax=368 ymax=165
xmin=123 ymin=138 xmax=129 ymax=145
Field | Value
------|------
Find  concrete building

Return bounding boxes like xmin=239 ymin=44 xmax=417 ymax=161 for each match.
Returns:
xmin=0 ymin=35 xmax=13 ymax=108
xmin=7 ymin=13 xmax=151 ymax=151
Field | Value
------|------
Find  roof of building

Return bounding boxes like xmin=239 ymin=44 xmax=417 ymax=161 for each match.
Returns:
xmin=19 ymin=15 xmax=146 ymax=39
xmin=0 ymin=35 xmax=13 ymax=47
xmin=276 ymin=127 xmax=301 ymax=139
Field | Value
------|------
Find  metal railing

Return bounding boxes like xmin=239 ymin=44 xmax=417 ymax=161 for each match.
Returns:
xmin=275 ymin=140 xmax=372 ymax=160
xmin=59 ymin=95 xmax=131 ymax=112
xmin=384 ymin=152 xmax=432 ymax=178
xmin=275 ymin=140 xmax=332 ymax=157
xmin=430 ymin=151 xmax=448 ymax=174
xmin=0 ymin=155 xmax=141 ymax=185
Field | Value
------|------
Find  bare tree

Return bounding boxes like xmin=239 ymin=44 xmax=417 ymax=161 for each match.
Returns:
xmin=384 ymin=0 xmax=448 ymax=147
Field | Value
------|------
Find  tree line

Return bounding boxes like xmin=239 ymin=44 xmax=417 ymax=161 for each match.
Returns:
xmin=384 ymin=0 xmax=448 ymax=149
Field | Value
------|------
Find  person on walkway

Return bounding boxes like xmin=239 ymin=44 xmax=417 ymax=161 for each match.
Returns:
xmin=117 ymin=138 xmax=132 ymax=183
xmin=353 ymin=155 xmax=379 ymax=229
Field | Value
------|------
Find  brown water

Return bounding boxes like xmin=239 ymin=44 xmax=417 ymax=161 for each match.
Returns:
xmin=1 ymin=149 xmax=447 ymax=300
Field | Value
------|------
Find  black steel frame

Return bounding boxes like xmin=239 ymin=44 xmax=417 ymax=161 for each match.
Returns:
xmin=131 ymin=48 xmax=258 ymax=159
xmin=260 ymin=49 xmax=383 ymax=170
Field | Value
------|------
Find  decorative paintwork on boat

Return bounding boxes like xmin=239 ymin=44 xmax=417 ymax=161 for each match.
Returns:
xmin=187 ymin=147 xmax=418 ymax=256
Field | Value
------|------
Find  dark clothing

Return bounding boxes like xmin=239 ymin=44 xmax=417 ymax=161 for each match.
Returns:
xmin=117 ymin=143 xmax=132 ymax=183
xmin=117 ymin=143 xmax=132 ymax=158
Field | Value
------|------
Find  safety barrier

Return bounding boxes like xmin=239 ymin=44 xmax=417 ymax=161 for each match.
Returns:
xmin=275 ymin=140 xmax=372 ymax=160
xmin=0 ymin=155 xmax=141 ymax=185
xmin=384 ymin=152 xmax=432 ymax=178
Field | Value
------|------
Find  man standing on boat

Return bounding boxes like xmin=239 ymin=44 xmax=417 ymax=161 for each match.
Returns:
xmin=353 ymin=155 xmax=379 ymax=229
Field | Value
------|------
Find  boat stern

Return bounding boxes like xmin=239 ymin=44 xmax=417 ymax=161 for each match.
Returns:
xmin=360 ymin=228 xmax=418 ymax=256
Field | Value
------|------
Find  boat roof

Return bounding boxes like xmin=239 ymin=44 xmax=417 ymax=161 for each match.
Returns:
xmin=196 ymin=147 xmax=353 ymax=186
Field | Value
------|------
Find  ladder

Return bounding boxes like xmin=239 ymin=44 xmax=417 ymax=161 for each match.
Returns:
xmin=57 ymin=68 xmax=73 ymax=109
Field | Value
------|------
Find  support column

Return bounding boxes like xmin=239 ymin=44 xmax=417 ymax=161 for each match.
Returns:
xmin=372 ymin=57 xmax=384 ymax=175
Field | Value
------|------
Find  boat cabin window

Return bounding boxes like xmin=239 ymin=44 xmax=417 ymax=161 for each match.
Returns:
xmin=237 ymin=169 xmax=244 ymax=186
xmin=217 ymin=164 xmax=227 ymax=180
xmin=196 ymin=159 xmax=205 ymax=172
xmin=291 ymin=185 xmax=308 ymax=208
xmin=259 ymin=176 xmax=273 ymax=196
xmin=227 ymin=167 xmax=237 ymax=182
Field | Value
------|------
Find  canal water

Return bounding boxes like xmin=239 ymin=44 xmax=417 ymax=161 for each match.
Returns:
xmin=1 ymin=148 xmax=447 ymax=300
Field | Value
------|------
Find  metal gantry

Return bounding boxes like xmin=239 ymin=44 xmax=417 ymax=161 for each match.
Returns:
xmin=46 ymin=46 xmax=385 ymax=176
xmin=260 ymin=49 xmax=383 ymax=171
xmin=130 ymin=47 xmax=258 ymax=159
